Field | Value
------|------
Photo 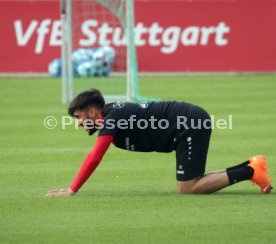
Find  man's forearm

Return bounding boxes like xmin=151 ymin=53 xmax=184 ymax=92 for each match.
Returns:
xmin=69 ymin=135 xmax=113 ymax=193
xmin=70 ymin=158 xmax=102 ymax=192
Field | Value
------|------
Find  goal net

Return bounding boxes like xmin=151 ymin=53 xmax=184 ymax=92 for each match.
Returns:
xmin=61 ymin=0 xmax=156 ymax=104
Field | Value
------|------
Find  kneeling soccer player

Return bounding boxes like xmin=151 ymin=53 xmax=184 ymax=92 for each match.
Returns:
xmin=47 ymin=88 xmax=272 ymax=196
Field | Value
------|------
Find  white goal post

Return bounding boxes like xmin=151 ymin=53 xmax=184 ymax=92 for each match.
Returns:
xmin=60 ymin=0 xmax=157 ymax=104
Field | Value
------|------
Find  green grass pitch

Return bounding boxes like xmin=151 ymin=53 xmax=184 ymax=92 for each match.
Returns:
xmin=0 ymin=75 xmax=276 ymax=243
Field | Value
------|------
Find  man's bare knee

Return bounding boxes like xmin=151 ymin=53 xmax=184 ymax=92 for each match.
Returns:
xmin=177 ymin=186 xmax=202 ymax=194
xmin=177 ymin=187 xmax=193 ymax=194
xmin=177 ymin=180 xmax=198 ymax=194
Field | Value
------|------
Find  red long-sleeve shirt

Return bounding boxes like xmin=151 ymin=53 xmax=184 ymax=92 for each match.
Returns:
xmin=69 ymin=135 xmax=113 ymax=193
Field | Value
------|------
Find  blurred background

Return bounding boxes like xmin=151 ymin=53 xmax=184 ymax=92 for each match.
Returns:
xmin=1 ymin=0 xmax=275 ymax=74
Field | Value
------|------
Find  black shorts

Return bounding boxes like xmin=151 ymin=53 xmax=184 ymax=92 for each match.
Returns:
xmin=175 ymin=104 xmax=212 ymax=181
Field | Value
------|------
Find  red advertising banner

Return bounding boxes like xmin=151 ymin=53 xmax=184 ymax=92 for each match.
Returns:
xmin=0 ymin=0 xmax=276 ymax=72
xmin=0 ymin=1 xmax=60 ymax=72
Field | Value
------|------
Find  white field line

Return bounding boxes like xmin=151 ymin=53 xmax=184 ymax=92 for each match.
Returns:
xmin=1 ymin=148 xmax=87 ymax=153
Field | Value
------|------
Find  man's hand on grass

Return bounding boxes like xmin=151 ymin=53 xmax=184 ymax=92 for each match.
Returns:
xmin=46 ymin=188 xmax=75 ymax=197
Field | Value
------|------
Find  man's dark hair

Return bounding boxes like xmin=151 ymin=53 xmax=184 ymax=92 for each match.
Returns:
xmin=68 ymin=88 xmax=105 ymax=116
